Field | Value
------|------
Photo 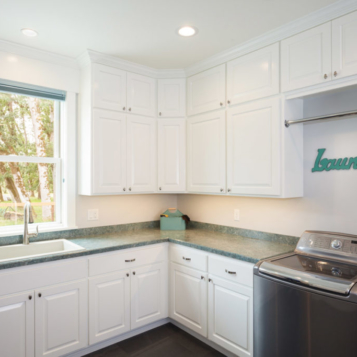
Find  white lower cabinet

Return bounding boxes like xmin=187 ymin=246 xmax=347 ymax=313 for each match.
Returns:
xmin=208 ymin=276 xmax=253 ymax=357
xmin=89 ymin=271 xmax=131 ymax=345
xmin=0 ymin=291 xmax=34 ymax=357
xmin=35 ymin=280 xmax=88 ymax=357
xmin=131 ymin=262 xmax=167 ymax=330
xmin=169 ymin=263 xmax=208 ymax=337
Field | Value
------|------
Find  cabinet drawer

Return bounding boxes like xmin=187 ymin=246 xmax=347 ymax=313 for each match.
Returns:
xmin=89 ymin=243 xmax=168 ymax=276
xmin=170 ymin=245 xmax=208 ymax=271
xmin=208 ymin=255 xmax=253 ymax=287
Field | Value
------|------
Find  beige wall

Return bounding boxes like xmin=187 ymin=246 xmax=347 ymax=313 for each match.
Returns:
xmin=76 ymin=194 xmax=177 ymax=228
xmin=177 ymin=91 xmax=357 ymax=237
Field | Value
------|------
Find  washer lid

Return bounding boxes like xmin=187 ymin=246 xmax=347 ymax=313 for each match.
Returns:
xmin=259 ymin=254 xmax=357 ymax=295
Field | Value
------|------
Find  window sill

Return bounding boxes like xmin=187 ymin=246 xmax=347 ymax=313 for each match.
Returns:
xmin=0 ymin=223 xmax=78 ymax=238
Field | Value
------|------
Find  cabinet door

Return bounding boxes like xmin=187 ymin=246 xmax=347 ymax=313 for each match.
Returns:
xmin=92 ymin=64 xmax=127 ymax=112
xmin=127 ymin=73 xmax=156 ymax=117
xmin=93 ymin=109 xmax=126 ymax=194
xmin=281 ymin=22 xmax=332 ymax=92
xmin=169 ymin=263 xmax=207 ymax=337
xmin=0 ymin=291 xmax=34 ymax=357
xmin=127 ymin=116 xmax=156 ymax=192
xmin=131 ymin=262 xmax=167 ymax=330
xmin=332 ymin=11 xmax=357 ymax=80
xmin=208 ymin=276 xmax=253 ymax=357
xmin=89 ymin=271 xmax=130 ymax=345
xmin=227 ymin=98 xmax=281 ymax=196
xmin=158 ymin=119 xmax=186 ymax=192
xmin=227 ymin=43 xmax=279 ymax=105
xmin=158 ymin=79 xmax=186 ymax=117
xmin=187 ymin=64 xmax=225 ymax=116
xmin=35 ymin=280 xmax=88 ymax=357
xmin=187 ymin=110 xmax=226 ymax=194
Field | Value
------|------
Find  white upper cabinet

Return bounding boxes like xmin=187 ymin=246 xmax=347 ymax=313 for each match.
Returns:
xmin=332 ymin=11 xmax=357 ymax=80
xmin=187 ymin=64 xmax=226 ymax=116
xmin=127 ymin=73 xmax=156 ymax=117
xmin=281 ymin=22 xmax=332 ymax=92
xmin=158 ymin=119 xmax=186 ymax=192
xmin=227 ymin=97 xmax=281 ymax=196
xmin=127 ymin=115 xmax=156 ymax=192
xmin=227 ymin=43 xmax=280 ymax=105
xmin=92 ymin=109 xmax=127 ymax=194
xmin=187 ymin=110 xmax=226 ymax=194
xmin=92 ymin=64 xmax=127 ymax=112
xmin=158 ymin=79 xmax=186 ymax=117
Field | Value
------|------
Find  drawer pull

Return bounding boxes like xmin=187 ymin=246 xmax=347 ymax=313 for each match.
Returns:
xmin=125 ymin=259 xmax=136 ymax=263
xmin=225 ymin=269 xmax=237 ymax=275
xmin=201 ymin=276 xmax=205 ymax=280
xmin=208 ymin=278 xmax=213 ymax=283
xmin=182 ymin=257 xmax=191 ymax=261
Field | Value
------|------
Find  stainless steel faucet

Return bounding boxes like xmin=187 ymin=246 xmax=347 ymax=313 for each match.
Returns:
xmin=23 ymin=201 xmax=39 ymax=245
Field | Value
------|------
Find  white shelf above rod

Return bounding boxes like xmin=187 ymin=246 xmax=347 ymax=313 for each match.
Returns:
xmin=285 ymin=110 xmax=357 ymax=128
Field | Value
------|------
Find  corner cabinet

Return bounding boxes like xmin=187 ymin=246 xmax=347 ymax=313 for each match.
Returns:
xmin=158 ymin=79 xmax=186 ymax=118
xmin=187 ymin=110 xmax=226 ymax=194
xmin=158 ymin=119 xmax=186 ymax=193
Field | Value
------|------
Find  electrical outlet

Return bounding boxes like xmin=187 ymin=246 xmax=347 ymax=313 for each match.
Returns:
xmin=88 ymin=209 xmax=99 ymax=221
xmin=234 ymin=209 xmax=240 ymax=221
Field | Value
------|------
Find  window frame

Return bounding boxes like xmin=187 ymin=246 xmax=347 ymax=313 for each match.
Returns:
xmin=0 ymin=91 xmax=77 ymax=236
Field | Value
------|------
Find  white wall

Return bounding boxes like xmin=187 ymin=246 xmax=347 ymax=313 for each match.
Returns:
xmin=178 ymin=89 xmax=357 ymax=237
xmin=76 ymin=194 xmax=177 ymax=228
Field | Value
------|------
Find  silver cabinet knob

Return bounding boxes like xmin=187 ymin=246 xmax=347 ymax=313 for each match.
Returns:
xmin=123 ymin=107 xmax=126 ymax=111
xmin=123 ymin=188 xmax=126 ymax=191
xmin=324 ymin=74 xmax=328 ymax=79
xmin=159 ymin=187 xmax=162 ymax=191
xmin=159 ymin=112 xmax=162 ymax=116
xmin=334 ymin=71 xmax=338 ymax=77
xmin=133 ymin=271 xmax=136 ymax=275
xmin=129 ymin=187 xmax=132 ymax=191
xmin=201 ymin=276 xmax=205 ymax=280
xmin=126 ymin=273 xmax=129 ymax=277
xmin=208 ymin=278 xmax=212 ymax=283
xmin=128 ymin=108 xmax=131 ymax=111
xmin=228 ymin=189 xmax=231 ymax=192
xmin=220 ymin=102 xmax=223 ymax=106
xmin=227 ymin=100 xmax=231 ymax=104
xmin=220 ymin=188 xmax=224 ymax=192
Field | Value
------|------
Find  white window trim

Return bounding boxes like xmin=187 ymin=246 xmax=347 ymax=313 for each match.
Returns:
xmin=0 ymin=91 xmax=77 ymax=237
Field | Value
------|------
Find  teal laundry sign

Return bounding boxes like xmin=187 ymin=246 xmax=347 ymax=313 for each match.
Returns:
xmin=312 ymin=148 xmax=357 ymax=172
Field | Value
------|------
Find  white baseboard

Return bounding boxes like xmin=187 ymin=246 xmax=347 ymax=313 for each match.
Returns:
xmin=66 ymin=318 xmax=170 ymax=357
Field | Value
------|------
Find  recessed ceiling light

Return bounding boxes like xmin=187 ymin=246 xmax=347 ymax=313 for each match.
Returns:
xmin=178 ymin=26 xmax=197 ymax=37
xmin=21 ymin=28 xmax=38 ymax=37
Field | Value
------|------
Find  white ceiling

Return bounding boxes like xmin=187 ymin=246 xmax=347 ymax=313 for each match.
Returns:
xmin=0 ymin=0 xmax=340 ymax=69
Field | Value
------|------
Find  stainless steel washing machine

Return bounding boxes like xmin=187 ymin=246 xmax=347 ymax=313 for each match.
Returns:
xmin=254 ymin=231 xmax=357 ymax=357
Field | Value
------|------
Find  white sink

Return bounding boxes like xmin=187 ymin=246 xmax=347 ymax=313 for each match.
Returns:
xmin=0 ymin=239 xmax=85 ymax=262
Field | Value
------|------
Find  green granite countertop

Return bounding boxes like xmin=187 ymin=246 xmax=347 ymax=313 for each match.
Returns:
xmin=0 ymin=228 xmax=296 ymax=270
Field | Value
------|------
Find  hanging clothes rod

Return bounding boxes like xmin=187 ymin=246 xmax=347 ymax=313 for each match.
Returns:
xmin=285 ymin=110 xmax=357 ymax=128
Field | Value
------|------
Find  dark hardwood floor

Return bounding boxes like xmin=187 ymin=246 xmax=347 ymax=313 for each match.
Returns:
xmin=85 ymin=323 xmax=226 ymax=357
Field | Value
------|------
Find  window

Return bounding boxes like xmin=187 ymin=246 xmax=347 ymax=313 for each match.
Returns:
xmin=0 ymin=81 xmax=69 ymax=233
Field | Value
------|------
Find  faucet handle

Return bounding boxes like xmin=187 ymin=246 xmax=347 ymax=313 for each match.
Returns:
xmin=29 ymin=225 xmax=39 ymax=238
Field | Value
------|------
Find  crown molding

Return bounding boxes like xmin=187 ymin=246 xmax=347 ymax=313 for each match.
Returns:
xmin=77 ymin=49 xmax=186 ymax=79
xmin=0 ymin=39 xmax=79 ymax=69
xmin=185 ymin=0 xmax=357 ymax=77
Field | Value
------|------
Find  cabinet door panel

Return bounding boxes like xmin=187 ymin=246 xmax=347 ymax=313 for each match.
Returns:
xmin=93 ymin=109 xmax=126 ymax=194
xmin=89 ymin=271 xmax=130 ymax=345
xmin=227 ymin=98 xmax=280 ymax=196
xmin=281 ymin=23 xmax=332 ymax=92
xmin=187 ymin=110 xmax=226 ymax=193
xmin=169 ymin=263 xmax=207 ymax=337
xmin=127 ymin=116 xmax=156 ymax=192
xmin=35 ymin=280 xmax=88 ymax=357
xmin=187 ymin=64 xmax=225 ymax=116
xmin=0 ymin=291 xmax=34 ymax=357
xmin=127 ymin=73 xmax=156 ymax=117
xmin=332 ymin=11 xmax=357 ymax=79
xmin=131 ymin=262 xmax=167 ymax=330
xmin=92 ymin=64 xmax=127 ymax=112
xmin=158 ymin=119 xmax=186 ymax=192
xmin=158 ymin=79 xmax=186 ymax=117
xmin=227 ymin=43 xmax=279 ymax=105
xmin=208 ymin=276 xmax=253 ymax=357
